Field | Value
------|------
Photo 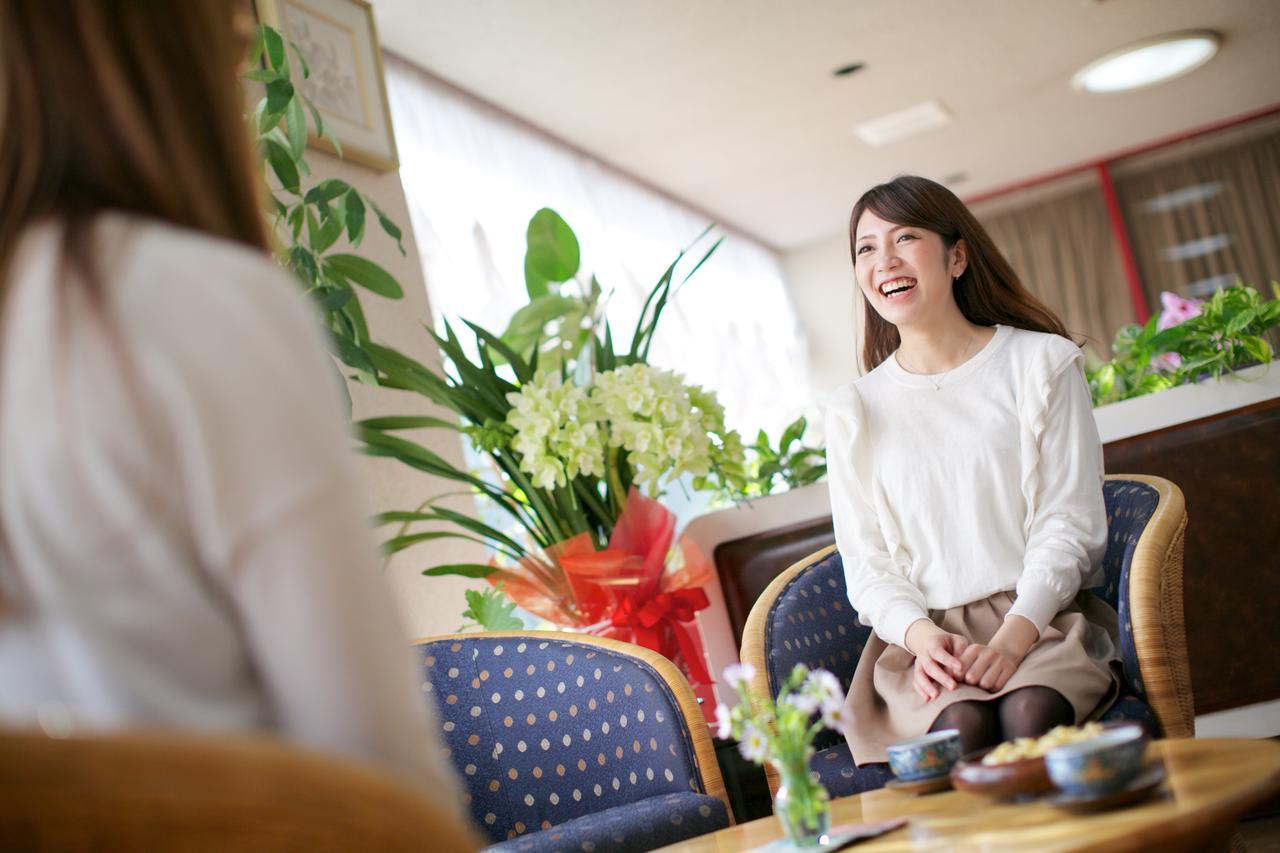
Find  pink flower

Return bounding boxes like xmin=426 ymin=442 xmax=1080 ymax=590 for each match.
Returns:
xmin=1151 ymin=352 xmax=1182 ymax=372
xmin=1157 ymin=291 xmax=1203 ymax=330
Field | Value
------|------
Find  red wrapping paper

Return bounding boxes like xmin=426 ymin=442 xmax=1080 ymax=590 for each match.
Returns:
xmin=486 ymin=488 xmax=714 ymax=689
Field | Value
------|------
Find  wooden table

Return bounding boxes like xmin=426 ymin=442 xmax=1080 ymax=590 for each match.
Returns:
xmin=660 ymin=738 xmax=1280 ymax=852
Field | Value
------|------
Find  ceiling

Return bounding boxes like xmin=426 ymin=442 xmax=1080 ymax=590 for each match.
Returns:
xmin=375 ymin=0 xmax=1280 ymax=252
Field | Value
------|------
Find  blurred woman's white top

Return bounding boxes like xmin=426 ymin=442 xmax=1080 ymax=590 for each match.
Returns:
xmin=0 ymin=214 xmax=464 ymax=805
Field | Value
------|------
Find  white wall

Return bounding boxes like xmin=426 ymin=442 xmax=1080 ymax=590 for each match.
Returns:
xmin=780 ymin=233 xmax=864 ymax=398
xmin=306 ymin=152 xmax=486 ymax=641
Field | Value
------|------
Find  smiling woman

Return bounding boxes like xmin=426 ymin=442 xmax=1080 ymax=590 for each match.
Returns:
xmin=823 ymin=175 xmax=1124 ymax=765
xmin=849 ymin=175 xmax=1068 ymax=375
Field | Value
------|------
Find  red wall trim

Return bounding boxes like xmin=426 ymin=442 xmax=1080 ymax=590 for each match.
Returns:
xmin=964 ymin=102 xmax=1280 ymax=206
xmin=965 ymin=102 xmax=1280 ymax=325
xmin=1095 ymin=162 xmax=1150 ymax=323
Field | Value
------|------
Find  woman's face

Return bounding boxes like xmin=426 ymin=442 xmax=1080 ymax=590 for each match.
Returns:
xmin=853 ymin=208 xmax=966 ymax=331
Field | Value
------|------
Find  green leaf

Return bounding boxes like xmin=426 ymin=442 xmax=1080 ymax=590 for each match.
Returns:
xmin=462 ymin=587 xmax=524 ymax=631
xmin=523 ymin=255 xmax=550 ymax=301
xmin=341 ymin=289 xmax=371 ymax=343
xmin=332 ymin=332 xmax=376 ymax=376
xmin=372 ymin=202 xmax=404 ymax=254
xmin=383 ymin=530 xmax=509 ymax=556
xmin=261 ymin=25 xmax=287 ymax=73
xmin=356 ymin=415 xmax=461 ymax=431
xmin=242 ymin=68 xmax=279 ymax=83
xmin=344 ymin=191 xmax=366 ymax=245
xmin=287 ymin=205 xmax=305 ymax=240
xmin=311 ymin=212 xmax=344 ymax=255
xmin=423 ymin=564 xmax=498 ymax=579
xmin=247 ymin=25 xmax=267 ymax=69
xmin=465 ymin=319 xmax=534 ymax=381
xmin=1227 ymin=306 xmax=1262 ymax=337
xmin=264 ymin=78 xmax=294 ymax=121
xmin=285 ymin=95 xmax=307 ymax=160
xmin=1242 ymin=336 xmax=1273 ymax=365
xmin=304 ymin=179 xmax=350 ymax=205
xmin=263 ymin=138 xmax=300 ymax=193
xmin=305 ymin=99 xmax=330 ymax=148
xmin=779 ymin=416 xmax=806 ymax=454
xmin=288 ymin=40 xmax=311 ymax=79
xmin=325 ymin=253 xmax=403 ymax=298
xmin=525 ymin=208 xmax=580 ymax=292
xmin=314 ymin=286 xmax=351 ymax=311
xmin=502 ymin=295 xmax=577 ymax=342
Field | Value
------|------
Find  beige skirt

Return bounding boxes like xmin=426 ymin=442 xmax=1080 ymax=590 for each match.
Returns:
xmin=841 ymin=590 xmax=1122 ymax=765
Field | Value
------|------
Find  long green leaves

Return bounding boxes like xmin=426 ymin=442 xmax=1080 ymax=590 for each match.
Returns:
xmin=244 ymin=25 xmax=406 ymax=390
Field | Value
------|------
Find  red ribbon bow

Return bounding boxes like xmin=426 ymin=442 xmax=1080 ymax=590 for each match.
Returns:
xmin=488 ymin=488 xmax=715 ymax=687
xmin=607 ymin=588 xmax=712 ymax=686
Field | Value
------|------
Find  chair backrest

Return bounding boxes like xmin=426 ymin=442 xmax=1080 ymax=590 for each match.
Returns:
xmin=0 ymin=728 xmax=479 ymax=852
xmin=740 ymin=545 xmax=867 ymax=752
xmin=741 ymin=475 xmax=1191 ymax=741
xmin=415 ymin=631 xmax=730 ymax=845
xmin=1097 ymin=474 xmax=1193 ymax=737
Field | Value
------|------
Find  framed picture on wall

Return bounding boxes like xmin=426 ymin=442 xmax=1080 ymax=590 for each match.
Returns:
xmin=254 ymin=0 xmax=398 ymax=171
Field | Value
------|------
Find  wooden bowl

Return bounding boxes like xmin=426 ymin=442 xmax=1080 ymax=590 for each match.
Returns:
xmin=950 ymin=746 xmax=1053 ymax=799
xmin=950 ymin=721 xmax=1146 ymax=800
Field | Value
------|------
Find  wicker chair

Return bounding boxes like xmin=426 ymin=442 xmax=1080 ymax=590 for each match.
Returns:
xmin=415 ymin=631 xmax=733 ymax=852
xmin=0 ymin=728 xmax=481 ymax=851
xmin=740 ymin=473 xmax=1193 ymax=797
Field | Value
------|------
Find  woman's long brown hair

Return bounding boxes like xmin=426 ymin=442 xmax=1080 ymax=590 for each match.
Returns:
xmin=849 ymin=175 xmax=1070 ymax=373
xmin=0 ymin=0 xmax=270 ymax=605
xmin=0 ymin=0 xmax=269 ymax=296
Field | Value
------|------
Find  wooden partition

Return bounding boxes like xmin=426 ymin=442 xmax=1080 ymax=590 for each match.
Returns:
xmin=1103 ymin=395 xmax=1280 ymax=714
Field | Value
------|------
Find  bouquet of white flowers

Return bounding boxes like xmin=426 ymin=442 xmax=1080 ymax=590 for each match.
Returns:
xmin=361 ymin=210 xmax=745 ymax=695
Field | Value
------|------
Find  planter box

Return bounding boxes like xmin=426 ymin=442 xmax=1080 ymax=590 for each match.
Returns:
xmin=1097 ymin=363 xmax=1280 ymax=717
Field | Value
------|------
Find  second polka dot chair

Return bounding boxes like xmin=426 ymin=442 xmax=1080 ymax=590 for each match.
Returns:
xmin=416 ymin=631 xmax=733 ymax=851
xmin=740 ymin=473 xmax=1193 ymax=798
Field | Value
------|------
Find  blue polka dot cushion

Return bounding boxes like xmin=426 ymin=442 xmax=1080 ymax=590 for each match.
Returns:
xmin=484 ymin=792 xmax=727 ymax=853
xmin=1099 ymin=692 xmax=1159 ymax=736
xmin=416 ymin=635 xmax=729 ymax=848
xmin=810 ymin=744 xmax=894 ymax=795
xmin=1093 ymin=480 xmax=1161 ymax=713
xmin=764 ymin=550 xmax=870 ymax=754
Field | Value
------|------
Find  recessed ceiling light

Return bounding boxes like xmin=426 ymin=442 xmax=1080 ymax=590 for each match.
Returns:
xmin=1072 ymin=30 xmax=1221 ymax=94
xmin=853 ymin=100 xmax=951 ymax=147
xmin=833 ymin=62 xmax=865 ymax=77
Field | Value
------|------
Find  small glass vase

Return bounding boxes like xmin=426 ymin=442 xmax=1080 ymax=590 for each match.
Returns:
xmin=772 ymin=756 xmax=831 ymax=848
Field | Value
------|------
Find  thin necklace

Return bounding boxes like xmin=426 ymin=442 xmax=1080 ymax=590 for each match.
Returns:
xmin=899 ymin=331 xmax=978 ymax=391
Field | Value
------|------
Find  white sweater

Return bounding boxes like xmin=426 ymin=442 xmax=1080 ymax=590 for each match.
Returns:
xmin=822 ymin=325 xmax=1107 ymax=649
xmin=0 ymin=215 xmax=463 ymax=805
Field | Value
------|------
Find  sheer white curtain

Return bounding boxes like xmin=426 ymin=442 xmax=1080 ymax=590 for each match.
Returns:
xmin=384 ymin=56 xmax=812 ymax=440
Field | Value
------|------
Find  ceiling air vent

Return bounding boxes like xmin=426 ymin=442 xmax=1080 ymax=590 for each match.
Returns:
xmin=853 ymin=100 xmax=951 ymax=147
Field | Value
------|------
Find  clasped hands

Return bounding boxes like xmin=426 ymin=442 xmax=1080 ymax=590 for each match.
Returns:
xmin=904 ymin=616 xmax=1039 ymax=702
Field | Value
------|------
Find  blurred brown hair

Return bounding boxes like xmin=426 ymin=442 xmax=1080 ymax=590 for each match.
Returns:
xmin=0 ymin=0 xmax=269 ymax=297
xmin=0 ymin=0 xmax=269 ymax=606
xmin=849 ymin=175 xmax=1070 ymax=373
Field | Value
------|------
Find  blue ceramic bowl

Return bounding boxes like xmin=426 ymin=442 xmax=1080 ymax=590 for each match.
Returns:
xmin=1045 ymin=726 xmax=1147 ymax=798
xmin=887 ymin=729 xmax=964 ymax=781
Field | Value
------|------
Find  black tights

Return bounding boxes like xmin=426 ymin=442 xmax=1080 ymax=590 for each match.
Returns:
xmin=928 ymin=687 xmax=1074 ymax=755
